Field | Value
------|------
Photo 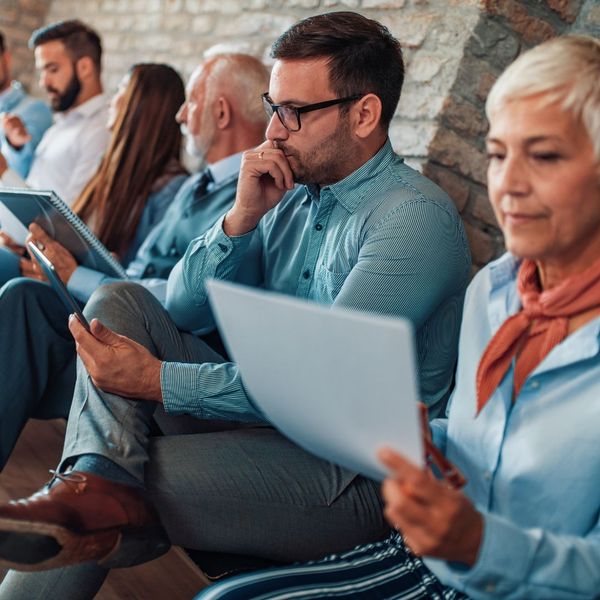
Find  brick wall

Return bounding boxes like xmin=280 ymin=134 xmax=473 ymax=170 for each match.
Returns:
xmin=424 ymin=0 xmax=595 ymax=268
xmin=0 ymin=0 xmax=50 ymax=92
xmin=2 ymin=0 xmax=597 ymax=267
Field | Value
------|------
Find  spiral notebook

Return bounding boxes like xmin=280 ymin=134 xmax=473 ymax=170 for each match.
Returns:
xmin=0 ymin=188 xmax=127 ymax=279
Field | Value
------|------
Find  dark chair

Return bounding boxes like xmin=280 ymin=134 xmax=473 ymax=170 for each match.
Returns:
xmin=185 ymin=549 xmax=287 ymax=581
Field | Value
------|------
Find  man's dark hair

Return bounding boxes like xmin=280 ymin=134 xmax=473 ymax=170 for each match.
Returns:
xmin=29 ymin=20 xmax=102 ymax=72
xmin=0 ymin=31 xmax=5 ymax=54
xmin=271 ymin=11 xmax=404 ymax=130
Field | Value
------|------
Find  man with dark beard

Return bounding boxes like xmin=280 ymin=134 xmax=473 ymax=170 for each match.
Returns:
xmin=0 ymin=20 xmax=109 ymax=206
xmin=0 ymin=12 xmax=471 ymax=594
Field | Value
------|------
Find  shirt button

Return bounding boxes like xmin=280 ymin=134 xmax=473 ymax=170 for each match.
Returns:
xmin=529 ymin=380 xmax=540 ymax=390
xmin=484 ymin=470 xmax=492 ymax=481
xmin=315 ymin=223 xmax=323 ymax=231
xmin=484 ymin=581 xmax=496 ymax=593
xmin=302 ymin=269 xmax=310 ymax=279
xmin=169 ymin=246 xmax=178 ymax=256
xmin=145 ymin=265 xmax=156 ymax=276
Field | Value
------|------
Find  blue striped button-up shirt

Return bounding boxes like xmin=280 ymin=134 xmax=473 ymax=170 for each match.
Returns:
xmin=163 ymin=140 xmax=471 ymax=421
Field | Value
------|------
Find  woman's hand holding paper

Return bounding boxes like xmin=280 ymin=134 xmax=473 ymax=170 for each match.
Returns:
xmin=378 ymin=447 xmax=483 ymax=567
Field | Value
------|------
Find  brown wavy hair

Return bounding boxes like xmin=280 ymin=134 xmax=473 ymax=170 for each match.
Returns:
xmin=72 ymin=63 xmax=186 ymax=258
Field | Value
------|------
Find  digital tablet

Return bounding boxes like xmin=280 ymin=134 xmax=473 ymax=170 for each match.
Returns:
xmin=27 ymin=241 xmax=90 ymax=331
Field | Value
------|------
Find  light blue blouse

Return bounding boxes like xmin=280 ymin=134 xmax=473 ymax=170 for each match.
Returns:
xmin=428 ymin=252 xmax=600 ymax=599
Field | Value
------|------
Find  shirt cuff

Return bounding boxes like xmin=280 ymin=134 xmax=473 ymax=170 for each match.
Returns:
xmin=160 ymin=360 xmax=264 ymax=422
xmin=2 ymin=143 xmax=32 ymax=179
xmin=437 ymin=511 xmax=537 ymax=597
xmin=161 ymin=361 xmax=206 ymax=417
xmin=204 ymin=214 xmax=255 ymax=261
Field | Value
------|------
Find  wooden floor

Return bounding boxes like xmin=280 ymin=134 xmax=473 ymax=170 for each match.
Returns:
xmin=0 ymin=419 xmax=209 ymax=599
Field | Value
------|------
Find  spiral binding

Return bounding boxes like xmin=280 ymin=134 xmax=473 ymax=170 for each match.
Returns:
xmin=0 ymin=188 xmax=128 ymax=279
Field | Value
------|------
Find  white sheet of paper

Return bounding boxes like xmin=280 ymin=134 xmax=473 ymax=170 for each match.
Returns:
xmin=207 ymin=279 xmax=423 ymax=481
xmin=0 ymin=204 xmax=28 ymax=244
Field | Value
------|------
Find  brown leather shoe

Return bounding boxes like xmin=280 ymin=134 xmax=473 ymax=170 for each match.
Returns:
xmin=0 ymin=471 xmax=170 ymax=571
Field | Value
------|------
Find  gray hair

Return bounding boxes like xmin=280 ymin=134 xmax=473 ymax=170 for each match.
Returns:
xmin=486 ymin=35 xmax=600 ymax=160
xmin=204 ymin=53 xmax=270 ymax=126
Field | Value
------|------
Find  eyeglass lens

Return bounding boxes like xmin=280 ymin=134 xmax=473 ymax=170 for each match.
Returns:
xmin=262 ymin=96 xmax=300 ymax=132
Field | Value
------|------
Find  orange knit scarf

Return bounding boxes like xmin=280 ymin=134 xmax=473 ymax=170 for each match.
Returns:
xmin=476 ymin=257 xmax=600 ymax=415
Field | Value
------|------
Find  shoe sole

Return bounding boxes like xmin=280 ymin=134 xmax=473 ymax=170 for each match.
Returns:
xmin=0 ymin=517 xmax=171 ymax=572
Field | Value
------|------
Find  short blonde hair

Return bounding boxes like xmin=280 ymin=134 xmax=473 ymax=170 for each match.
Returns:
xmin=486 ymin=35 xmax=600 ymax=160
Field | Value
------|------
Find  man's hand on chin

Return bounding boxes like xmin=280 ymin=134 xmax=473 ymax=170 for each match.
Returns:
xmin=69 ymin=315 xmax=164 ymax=402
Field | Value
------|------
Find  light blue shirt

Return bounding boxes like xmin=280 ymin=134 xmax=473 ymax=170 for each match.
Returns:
xmin=68 ymin=152 xmax=242 ymax=304
xmin=163 ymin=140 xmax=471 ymax=421
xmin=0 ymin=81 xmax=53 ymax=178
xmin=67 ymin=174 xmax=186 ymax=302
xmin=427 ymin=252 xmax=600 ymax=599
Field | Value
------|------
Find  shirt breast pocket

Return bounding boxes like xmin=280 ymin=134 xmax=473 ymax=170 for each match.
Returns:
xmin=315 ymin=263 xmax=351 ymax=304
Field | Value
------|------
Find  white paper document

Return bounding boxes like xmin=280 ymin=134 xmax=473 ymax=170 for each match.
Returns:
xmin=206 ymin=279 xmax=423 ymax=481
xmin=0 ymin=204 xmax=28 ymax=244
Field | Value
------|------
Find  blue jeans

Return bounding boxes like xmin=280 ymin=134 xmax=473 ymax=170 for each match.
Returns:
xmin=0 ymin=247 xmax=20 ymax=285
xmin=0 ymin=277 xmax=74 ymax=468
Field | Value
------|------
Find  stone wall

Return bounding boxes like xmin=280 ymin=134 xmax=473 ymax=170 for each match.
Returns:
xmin=0 ymin=0 xmax=50 ymax=92
xmin=42 ymin=0 xmax=482 ymax=175
xmin=2 ymin=0 xmax=598 ymax=268
xmin=424 ymin=0 xmax=596 ymax=268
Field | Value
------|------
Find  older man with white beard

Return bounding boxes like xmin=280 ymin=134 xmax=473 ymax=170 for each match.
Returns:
xmin=0 ymin=53 xmax=268 ymax=477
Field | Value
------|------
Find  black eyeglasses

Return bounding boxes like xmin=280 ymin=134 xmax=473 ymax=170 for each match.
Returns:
xmin=262 ymin=93 xmax=364 ymax=132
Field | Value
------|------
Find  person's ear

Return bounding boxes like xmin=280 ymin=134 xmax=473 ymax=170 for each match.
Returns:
xmin=75 ymin=56 xmax=95 ymax=83
xmin=351 ymin=93 xmax=383 ymax=139
xmin=215 ymin=96 xmax=232 ymax=130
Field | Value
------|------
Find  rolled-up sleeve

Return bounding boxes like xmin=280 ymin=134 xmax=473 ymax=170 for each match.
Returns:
xmin=161 ymin=360 xmax=264 ymax=422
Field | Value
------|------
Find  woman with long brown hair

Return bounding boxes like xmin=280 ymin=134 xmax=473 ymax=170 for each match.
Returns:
xmin=0 ymin=62 xmax=187 ymax=284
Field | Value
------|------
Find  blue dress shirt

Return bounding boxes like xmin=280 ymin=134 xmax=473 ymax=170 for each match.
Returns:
xmin=163 ymin=140 xmax=471 ymax=422
xmin=0 ymin=81 xmax=53 ymax=178
xmin=68 ymin=152 xmax=242 ymax=304
xmin=427 ymin=252 xmax=600 ymax=599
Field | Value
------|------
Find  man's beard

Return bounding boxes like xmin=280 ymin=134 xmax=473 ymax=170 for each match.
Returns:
xmin=182 ymin=120 xmax=215 ymax=163
xmin=276 ymin=116 xmax=354 ymax=186
xmin=48 ymin=71 xmax=81 ymax=112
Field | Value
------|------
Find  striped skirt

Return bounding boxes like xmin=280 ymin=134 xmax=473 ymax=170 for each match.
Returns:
xmin=195 ymin=532 xmax=467 ymax=600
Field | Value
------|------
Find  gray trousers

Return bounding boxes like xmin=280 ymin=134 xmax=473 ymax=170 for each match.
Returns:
xmin=0 ymin=282 xmax=387 ymax=599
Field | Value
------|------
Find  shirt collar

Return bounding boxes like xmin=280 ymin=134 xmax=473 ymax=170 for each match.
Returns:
xmin=320 ymin=138 xmax=396 ymax=213
xmin=55 ymin=93 xmax=108 ymax=121
xmin=0 ymin=81 xmax=25 ymax=111
xmin=206 ymin=151 xmax=243 ymax=186
xmin=488 ymin=252 xmax=520 ymax=292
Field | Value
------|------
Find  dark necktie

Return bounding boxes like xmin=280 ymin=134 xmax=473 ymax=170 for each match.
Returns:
xmin=193 ymin=168 xmax=214 ymax=200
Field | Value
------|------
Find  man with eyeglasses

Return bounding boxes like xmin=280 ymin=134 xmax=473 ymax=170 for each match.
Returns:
xmin=0 ymin=12 xmax=470 ymax=588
